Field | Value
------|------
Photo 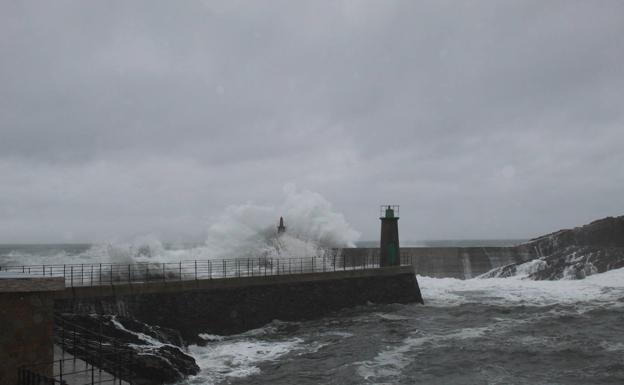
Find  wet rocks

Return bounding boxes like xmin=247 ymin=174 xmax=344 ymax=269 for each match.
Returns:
xmin=56 ymin=313 xmax=199 ymax=385
xmin=481 ymin=216 xmax=624 ymax=280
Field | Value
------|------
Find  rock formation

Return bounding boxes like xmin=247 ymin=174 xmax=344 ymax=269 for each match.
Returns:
xmin=56 ymin=314 xmax=199 ymax=385
xmin=481 ymin=216 xmax=624 ymax=280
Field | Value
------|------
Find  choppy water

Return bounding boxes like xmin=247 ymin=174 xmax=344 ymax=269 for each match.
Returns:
xmin=3 ymin=244 xmax=623 ymax=384
xmin=179 ymin=270 xmax=624 ymax=385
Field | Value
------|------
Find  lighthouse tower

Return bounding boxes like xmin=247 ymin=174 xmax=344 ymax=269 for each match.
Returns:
xmin=277 ymin=216 xmax=286 ymax=234
xmin=379 ymin=205 xmax=400 ymax=267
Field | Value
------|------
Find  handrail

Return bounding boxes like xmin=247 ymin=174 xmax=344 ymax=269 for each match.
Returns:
xmin=19 ymin=315 xmax=135 ymax=385
xmin=0 ymin=253 xmax=399 ymax=288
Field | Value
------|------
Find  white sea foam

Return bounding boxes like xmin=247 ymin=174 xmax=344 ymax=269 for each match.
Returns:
xmin=199 ymin=184 xmax=359 ymax=261
xmin=356 ymin=327 xmax=489 ymax=381
xmin=0 ymin=185 xmax=359 ymax=267
xmin=419 ymin=266 xmax=624 ymax=307
xmin=109 ymin=315 xmax=167 ymax=348
xmin=183 ymin=338 xmax=303 ymax=385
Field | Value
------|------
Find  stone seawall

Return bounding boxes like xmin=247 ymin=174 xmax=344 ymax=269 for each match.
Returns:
xmin=341 ymin=247 xmax=538 ymax=279
xmin=0 ymin=274 xmax=64 ymax=385
xmin=56 ymin=266 xmax=422 ymax=342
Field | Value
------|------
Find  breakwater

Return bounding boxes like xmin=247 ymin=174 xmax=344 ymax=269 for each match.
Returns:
xmin=55 ymin=265 xmax=422 ymax=342
xmin=2 ymin=255 xmax=423 ymax=385
xmin=342 ymin=247 xmax=538 ymax=279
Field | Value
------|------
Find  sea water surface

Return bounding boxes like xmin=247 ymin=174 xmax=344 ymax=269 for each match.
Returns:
xmin=179 ymin=270 xmax=624 ymax=385
xmin=2 ymin=243 xmax=623 ymax=384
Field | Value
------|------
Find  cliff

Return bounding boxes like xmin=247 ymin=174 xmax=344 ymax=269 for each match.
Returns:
xmin=481 ymin=216 xmax=624 ymax=280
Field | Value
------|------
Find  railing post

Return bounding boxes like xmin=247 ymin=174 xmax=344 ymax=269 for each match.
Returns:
xmin=223 ymin=259 xmax=226 ymax=278
xmin=128 ymin=264 xmax=132 ymax=284
xmin=70 ymin=266 xmax=74 ymax=287
xmin=195 ymin=260 xmax=198 ymax=280
xmin=99 ymin=263 xmax=102 ymax=285
xmin=60 ymin=319 xmax=65 ymax=380
xmin=110 ymin=265 xmax=113 ymax=285
xmin=81 ymin=264 xmax=84 ymax=286
xmin=179 ymin=262 xmax=182 ymax=280
xmin=146 ymin=263 xmax=149 ymax=282
xmin=162 ymin=263 xmax=166 ymax=282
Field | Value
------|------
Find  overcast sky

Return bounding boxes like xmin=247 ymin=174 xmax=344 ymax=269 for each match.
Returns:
xmin=1 ymin=0 xmax=623 ymax=243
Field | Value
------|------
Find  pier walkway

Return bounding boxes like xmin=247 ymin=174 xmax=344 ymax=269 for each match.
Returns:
xmin=0 ymin=254 xmax=383 ymax=288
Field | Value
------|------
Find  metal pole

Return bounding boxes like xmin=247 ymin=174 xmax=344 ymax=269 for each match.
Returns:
xmin=71 ymin=266 xmax=74 ymax=287
xmin=195 ymin=260 xmax=198 ymax=280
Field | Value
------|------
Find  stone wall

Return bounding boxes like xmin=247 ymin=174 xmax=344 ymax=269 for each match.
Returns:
xmin=341 ymin=247 xmax=537 ymax=279
xmin=56 ymin=266 xmax=422 ymax=342
xmin=0 ymin=275 xmax=64 ymax=385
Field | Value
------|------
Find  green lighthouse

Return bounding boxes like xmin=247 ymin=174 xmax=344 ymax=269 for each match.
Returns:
xmin=379 ymin=205 xmax=400 ymax=267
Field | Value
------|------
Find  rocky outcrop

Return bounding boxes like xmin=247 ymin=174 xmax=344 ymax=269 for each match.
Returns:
xmin=481 ymin=216 xmax=624 ymax=280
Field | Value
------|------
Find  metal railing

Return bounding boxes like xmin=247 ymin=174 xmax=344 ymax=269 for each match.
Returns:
xmin=19 ymin=316 xmax=134 ymax=385
xmin=0 ymin=253 xmax=397 ymax=288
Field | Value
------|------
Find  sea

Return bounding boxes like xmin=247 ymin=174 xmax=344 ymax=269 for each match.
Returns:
xmin=2 ymin=241 xmax=623 ymax=385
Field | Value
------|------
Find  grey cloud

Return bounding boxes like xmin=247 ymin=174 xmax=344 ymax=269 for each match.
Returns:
xmin=1 ymin=0 xmax=623 ymax=242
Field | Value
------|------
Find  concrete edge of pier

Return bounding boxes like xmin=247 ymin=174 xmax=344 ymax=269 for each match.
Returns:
xmin=58 ymin=265 xmax=416 ymax=299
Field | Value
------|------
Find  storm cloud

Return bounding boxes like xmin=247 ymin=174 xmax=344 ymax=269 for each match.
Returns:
xmin=1 ymin=0 xmax=623 ymax=243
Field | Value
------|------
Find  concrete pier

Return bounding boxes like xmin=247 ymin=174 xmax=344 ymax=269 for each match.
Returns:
xmin=0 ymin=272 xmax=64 ymax=385
xmin=56 ymin=266 xmax=423 ymax=341
xmin=342 ymin=246 xmax=537 ymax=279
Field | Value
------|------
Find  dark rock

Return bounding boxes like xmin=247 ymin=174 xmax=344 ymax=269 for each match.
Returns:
xmin=56 ymin=314 xmax=198 ymax=385
xmin=130 ymin=346 xmax=200 ymax=385
xmin=527 ymin=216 xmax=624 ymax=256
xmin=481 ymin=215 xmax=624 ymax=280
